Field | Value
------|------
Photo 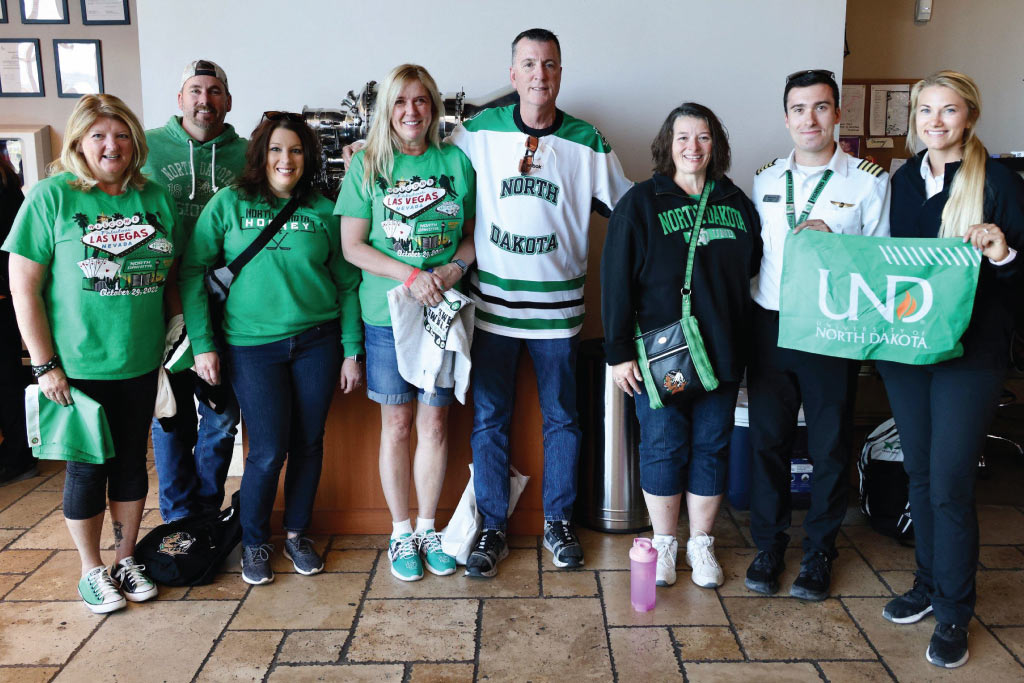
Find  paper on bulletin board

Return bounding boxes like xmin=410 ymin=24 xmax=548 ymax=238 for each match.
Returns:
xmin=840 ymin=85 xmax=865 ymax=136
xmin=869 ymin=84 xmax=911 ymax=136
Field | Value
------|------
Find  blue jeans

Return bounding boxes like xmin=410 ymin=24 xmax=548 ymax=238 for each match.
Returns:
xmin=471 ymin=329 xmax=581 ymax=530
xmin=152 ymin=370 xmax=240 ymax=522
xmin=634 ymin=382 xmax=738 ymax=497
xmin=363 ymin=323 xmax=454 ymax=407
xmin=226 ymin=321 xmax=341 ymax=547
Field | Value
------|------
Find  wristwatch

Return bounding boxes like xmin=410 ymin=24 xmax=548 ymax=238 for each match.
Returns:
xmin=450 ymin=258 xmax=468 ymax=275
xmin=345 ymin=354 xmax=364 ymax=363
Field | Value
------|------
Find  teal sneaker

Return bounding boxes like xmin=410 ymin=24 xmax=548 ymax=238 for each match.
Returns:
xmin=418 ymin=529 xmax=456 ymax=576
xmin=388 ymin=533 xmax=424 ymax=581
xmin=78 ymin=565 xmax=126 ymax=614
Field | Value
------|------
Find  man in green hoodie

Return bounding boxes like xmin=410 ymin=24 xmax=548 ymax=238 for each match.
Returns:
xmin=142 ymin=59 xmax=248 ymax=523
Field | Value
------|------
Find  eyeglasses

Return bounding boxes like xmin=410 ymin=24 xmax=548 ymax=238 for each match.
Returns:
xmin=261 ymin=111 xmax=305 ymax=123
xmin=785 ymin=69 xmax=836 ymax=84
xmin=519 ymin=135 xmax=539 ymax=175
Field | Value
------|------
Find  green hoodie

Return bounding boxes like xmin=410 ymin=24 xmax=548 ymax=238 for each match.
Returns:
xmin=142 ymin=116 xmax=248 ymax=236
xmin=179 ymin=188 xmax=363 ymax=357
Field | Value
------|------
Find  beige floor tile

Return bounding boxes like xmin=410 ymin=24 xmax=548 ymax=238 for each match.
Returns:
xmin=349 ymin=598 xmax=476 ymax=662
xmin=877 ymin=570 xmax=914 ymax=595
xmin=367 ymin=548 xmax=538 ymax=599
xmin=684 ymin=662 xmax=822 ymax=682
xmin=37 ymin=460 xmax=65 ymax=476
xmin=566 ymin=529 xmax=634 ymax=571
xmin=979 ymin=545 xmax=1024 ymax=569
xmin=677 ymin=512 xmax=748 ymax=549
xmin=991 ymin=626 xmax=1024 ymax=659
xmin=0 ymin=601 xmax=99 ymax=666
xmin=139 ymin=509 xmax=164 ymax=529
xmin=267 ymin=664 xmax=404 ymax=682
xmin=479 ymin=598 xmax=611 ymax=680
xmin=843 ymin=597 xmax=1023 ymax=682
xmin=0 ymin=574 xmax=21 ymax=598
xmin=723 ymin=597 xmax=873 ymax=660
xmin=331 ymin=534 xmax=389 ymax=550
xmin=10 ymin=511 xmax=115 ymax=550
xmin=269 ymin=535 xmax=330 ymax=574
xmin=408 ymin=662 xmax=475 ymax=682
xmin=601 ymin=571 xmax=728 ymax=627
xmin=186 ymin=574 xmax=250 ymax=600
xmin=976 ymin=570 xmax=1024 ymax=625
xmin=34 ymin=472 xmax=65 ymax=492
xmin=0 ymin=666 xmax=60 ymax=682
xmin=609 ymin=627 xmax=682 ymax=681
xmin=543 ymin=569 xmax=598 ymax=597
xmin=508 ymin=534 xmax=539 ymax=548
xmin=0 ymin=475 xmax=49 ymax=510
xmin=842 ymin=526 xmax=917 ymax=570
xmin=0 ymin=491 xmax=62 ymax=529
xmin=671 ymin=626 xmax=743 ymax=661
xmin=152 ymin=584 xmax=190 ymax=600
xmin=278 ymin=629 xmax=348 ymax=663
xmin=55 ymin=600 xmax=235 ymax=682
xmin=0 ymin=529 xmax=22 ymax=548
xmin=196 ymin=630 xmax=282 ymax=682
xmin=817 ymin=660 xmax=893 ymax=683
xmin=323 ymin=549 xmax=377 ymax=572
xmin=229 ymin=572 xmax=366 ymax=630
xmin=715 ymin=547 xmax=888 ymax=598
xmin=0 ymin=549 xmax=51 ymax=573
xmin=6 ymin=550 xmax=112 ymax=601
xmin=978 ymin=505 xmax=1024 ymax=545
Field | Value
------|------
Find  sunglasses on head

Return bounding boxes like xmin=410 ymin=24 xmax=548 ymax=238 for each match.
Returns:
xmin=261 ymin=111 xmax=305 ymax=123
xmin=785 ymin=69 xmax=836 ymax=84
xmin=519 ymin=135 xmax=539 ymax=175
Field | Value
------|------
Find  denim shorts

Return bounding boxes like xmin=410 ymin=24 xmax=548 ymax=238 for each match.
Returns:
xmin=363 ymin=323 xmax=454 ymax=407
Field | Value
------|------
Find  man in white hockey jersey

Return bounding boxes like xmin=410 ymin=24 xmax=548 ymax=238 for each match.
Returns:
xmin=449 ymin=28 xmax=632 ymax=578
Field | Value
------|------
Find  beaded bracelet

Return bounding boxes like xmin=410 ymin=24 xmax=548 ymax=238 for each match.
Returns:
xmin=31 ymin=354 xmax=61 ymax=378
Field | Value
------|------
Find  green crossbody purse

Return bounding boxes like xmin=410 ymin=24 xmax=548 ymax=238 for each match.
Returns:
xmin=633 ymin=180 xmax=719 ymax=410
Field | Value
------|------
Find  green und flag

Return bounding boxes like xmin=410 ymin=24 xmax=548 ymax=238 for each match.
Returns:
xmin=778 ymin=231 xmax=981 ymax=364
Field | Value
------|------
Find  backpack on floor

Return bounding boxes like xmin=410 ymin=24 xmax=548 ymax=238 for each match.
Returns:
xmin=134 ymin=491 xmax=241 ymax=586
xmin=858 ymin=418 xmax=914 ymax=544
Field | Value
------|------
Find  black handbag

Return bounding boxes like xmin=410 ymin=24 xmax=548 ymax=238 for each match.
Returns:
xmin=633 ymin=181 xmax=719 ymax=409
xmin=203 ymin=195 xmax=301 ymax=329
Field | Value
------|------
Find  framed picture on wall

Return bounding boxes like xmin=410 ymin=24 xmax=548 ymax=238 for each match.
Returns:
xmin=54 ymin=39 xmax=103 ymax=97
xmin=81 ymin=0 xmax=128 ymax=25
xmin=19 ymin=0 xmax=68 ymax=23
xmin=0 ymin=39 xmax=44 ymax=96
xmin=0 ymin=1 xmax=8 ymax=24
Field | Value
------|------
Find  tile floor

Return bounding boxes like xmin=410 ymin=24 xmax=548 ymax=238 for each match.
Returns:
xmin=2 ymin=460 xmax=1024 ymax=682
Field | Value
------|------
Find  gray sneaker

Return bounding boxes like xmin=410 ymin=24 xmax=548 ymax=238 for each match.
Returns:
xmin=241 ymin=543 xmax=275 ymax=585
xmin=284 ymin=536 xmax=324 ymax=575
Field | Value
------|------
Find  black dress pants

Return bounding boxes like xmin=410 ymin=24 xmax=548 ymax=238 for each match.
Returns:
xmin=0 ymin=297 xmax=33 ymax=469
xmin=747 ymin=304 xmax=855 ymax=556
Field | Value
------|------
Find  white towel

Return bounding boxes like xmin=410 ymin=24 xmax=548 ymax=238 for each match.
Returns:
xmin=387 ymin=285 xmax=475 ymax=404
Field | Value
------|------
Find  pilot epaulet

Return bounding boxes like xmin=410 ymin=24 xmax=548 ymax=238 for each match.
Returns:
xmin=857 ymin=159 xmax=884 ymax=177
xmin=755 ymin=159 xmax=778 ymax=175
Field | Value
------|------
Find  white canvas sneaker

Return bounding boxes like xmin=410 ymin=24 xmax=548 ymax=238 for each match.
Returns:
xmin=686 ymin=531 xmax=724 ymax=588
xmin=652 ymin=536 xmax=678 ymax=587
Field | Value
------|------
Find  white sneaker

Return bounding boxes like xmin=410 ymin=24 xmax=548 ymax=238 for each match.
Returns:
xmin=686 ymin=531 xmax=724 ymax=588
xmin=652 ymin=536 xmax=678 ymax=587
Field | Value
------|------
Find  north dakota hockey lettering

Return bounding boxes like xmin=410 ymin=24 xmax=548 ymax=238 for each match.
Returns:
xmin=489 ymin=224 xmax=559 ymax=255
xmin=499 ymin=176 xmax=560 ymax=205
xmin=657 ymin=204 xmax=747 ymax=236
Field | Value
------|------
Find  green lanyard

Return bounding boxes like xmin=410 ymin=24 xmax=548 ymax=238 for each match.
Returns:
xmin=785 ymin=169 xmax=833 ymax=230
xmin=680 ymin=180 xmax=713 ymax=318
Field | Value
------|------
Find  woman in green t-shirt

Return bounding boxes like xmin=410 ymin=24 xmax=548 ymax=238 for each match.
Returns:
xmin=3 ymin=94 xmax=181 ymax=614
xmin=181 ymin=113 xmax=364 ymax=586
xmin=337 ymin=64 xmax=476 ymax=582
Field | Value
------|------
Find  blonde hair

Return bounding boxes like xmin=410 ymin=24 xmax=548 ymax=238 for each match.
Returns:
xmin=361 ymin=64 xmax=444 ymax=191
xmin=907 ymin=71 xmax=986 ymax=238
xmin=50 ymin=94 xmax=149 ymax=192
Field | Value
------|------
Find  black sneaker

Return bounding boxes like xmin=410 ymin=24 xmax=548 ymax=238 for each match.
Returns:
xmin=926 ymin=622 xmax=969 ymax=668
xmin=241 ymin=543 xmax=274 ymax=585
xmin=0 ymin=461 xmax=38 ymax=488
xmin=284 ymin=536 xmax=324 ymax=576
xmin=543 ymin=520 xmax=584 ymax=568
xmin=745 ymin=549 xmax=785 ymax=595
xmin=789 ymin=551 xmax=833 ymax=602
xmin=465 ymin=529 xmax=508 ymax=578
xmin=883 ymin=578 xmax=933 ymax=624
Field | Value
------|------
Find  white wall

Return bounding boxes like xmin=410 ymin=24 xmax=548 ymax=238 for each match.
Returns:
xmin=137 ymin=0 xmax=848 ymax=193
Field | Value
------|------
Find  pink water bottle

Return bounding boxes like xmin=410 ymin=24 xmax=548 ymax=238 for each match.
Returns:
xmin=630 ymin=538 xmax=657 ymax=612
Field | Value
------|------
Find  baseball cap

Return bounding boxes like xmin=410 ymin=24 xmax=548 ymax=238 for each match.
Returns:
xmin=180 ymin=59 xmax=229 ymax=93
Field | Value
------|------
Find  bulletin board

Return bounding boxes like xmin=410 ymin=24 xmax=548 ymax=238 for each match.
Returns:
xmin=839 ymin=78 xmax=920 ymax=176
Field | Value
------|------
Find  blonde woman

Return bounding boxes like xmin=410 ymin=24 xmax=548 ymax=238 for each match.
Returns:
xmin=2 ymin=95 xmax=183 ymax=613
xmin=336 ymin=64 xmax=476 ymax=581
xmin=877 ymin=71 xmax=1024 ymax=668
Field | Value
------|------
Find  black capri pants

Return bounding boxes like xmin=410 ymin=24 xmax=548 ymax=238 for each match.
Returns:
xmin=62 ymin=370 xmax=158 ymax=520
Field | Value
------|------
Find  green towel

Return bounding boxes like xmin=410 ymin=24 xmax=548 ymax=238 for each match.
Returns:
xmin=24 ymin=386 xmax=115 ymax=464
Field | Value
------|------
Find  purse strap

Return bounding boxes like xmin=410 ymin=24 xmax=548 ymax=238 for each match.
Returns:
xmin=681 ymin=180 xmax=714 ymax=318
xmin=225 ymin=195 xmax=302 ymax=277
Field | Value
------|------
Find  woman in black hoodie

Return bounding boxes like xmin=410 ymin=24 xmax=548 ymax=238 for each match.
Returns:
xmin=601 ymin=102 xmax=762 ymax=591
xmin=878 ymin=71 xmax=1024 ymax=669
